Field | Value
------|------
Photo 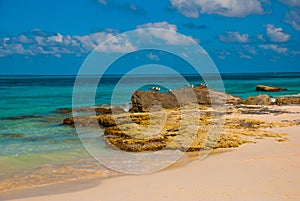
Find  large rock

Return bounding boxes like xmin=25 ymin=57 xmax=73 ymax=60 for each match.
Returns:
xmin=276 ymin=97 xmax=300 ymax=105
xmin=244 ymin=94 xmax=272 ymax=105
xmin=130 ymin=87 xmax=242 ymax=112
xmin=256 ymin=85 xmax=287 ymax=92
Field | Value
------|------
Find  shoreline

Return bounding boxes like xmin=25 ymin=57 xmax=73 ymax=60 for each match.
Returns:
xmin=2 ymin=125 xmax=299 ymax=201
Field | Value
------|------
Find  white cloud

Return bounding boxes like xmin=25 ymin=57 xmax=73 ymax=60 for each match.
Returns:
xmin=0 ymin=30 xmax=123 ymax=57
xmin=219 ymin=31 xmax=250 ymax=43
xmin=170 ymin=0 xmax=264 ymax=18
xmin=266 ymin=24 xmax=291 ymax=42
xmin=137 ymin=21 xmax=177 ymax=31
xmin=0 ymin=22 xmax=198 ymax=57
xmin=137 ymin=21 xmax=197 ymax=45
xmin=18 ymin=35 xmax=32 ymax=43
xmin=95 ymin=35 xmax=137 ymax=53
xmin=286 ymin=9 xmax=300 ymax=31
xmin=259 ymin=44 xmax=288 ymax=54
xmin=47 ymin=33 xmax=63 ymax=43
xmin=34 ymin=36 xmax=46 ymax=46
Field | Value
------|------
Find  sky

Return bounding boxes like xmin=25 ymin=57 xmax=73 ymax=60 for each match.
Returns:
xmin=0 ymin=0 xmax=300 ymax=75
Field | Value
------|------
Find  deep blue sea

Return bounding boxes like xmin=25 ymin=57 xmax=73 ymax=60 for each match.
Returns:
xmin=0 ymin=72 xmax=300 ymax=189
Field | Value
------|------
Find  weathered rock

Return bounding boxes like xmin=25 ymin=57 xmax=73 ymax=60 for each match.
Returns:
xmin=256 ymin=85 xmax=287 ymax=92
xmin=243 ymin=94 xmax=272 ymax=105
xmin=63 ymin=113 xmax=149 ymax=128
xmin=63 ymin=117 xmax=75 ymax=126
xmin=276 ymin=97 xmax=300 ymax=105
xmin=131 ymin=87 xmax=242 ymax=112
xmin=105 ymin=136 xmax=166 ymax=152
xmin=95 ymin=106 xmax=125 ymax=114
xmin=54 ymin=108 xmax=72 ymax=114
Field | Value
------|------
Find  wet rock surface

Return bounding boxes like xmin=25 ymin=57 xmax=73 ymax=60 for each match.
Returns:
xmin=63 ymin=104 xmax=294 ymax=152
xmin=256 ymin=85 xmax=287 ymax=92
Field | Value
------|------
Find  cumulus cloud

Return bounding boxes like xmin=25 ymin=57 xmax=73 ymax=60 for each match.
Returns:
xmin=137 ymin=21 xmax=177 ymax=31
xmin=137 ymin=21 xmax=199 ymax=45
xmin=170 ymin=0 xmax=264 ymax=18
xmin=219 ymin=31 xmax=250 ymax=43
xmin=266 ymin=24 xmax=291 ymax=42
xmin=0 ymin=29 xmax=136 ymax=57
xmin=259 ymin=44 xmax=288 ymax=54
xmin=0 ymin=22 xmax=199 ymax=57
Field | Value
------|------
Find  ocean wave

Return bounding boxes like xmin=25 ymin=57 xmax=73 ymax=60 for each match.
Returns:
xmin=282 ymin=93 xmax=300 ymax=97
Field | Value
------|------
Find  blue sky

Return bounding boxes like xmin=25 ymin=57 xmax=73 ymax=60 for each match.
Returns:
xmin=0 ymin=0 xmax=299 ymax=74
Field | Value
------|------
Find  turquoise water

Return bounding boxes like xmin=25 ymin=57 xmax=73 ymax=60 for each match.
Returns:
xmin=0 ymin=73 xmax=300 ymax=188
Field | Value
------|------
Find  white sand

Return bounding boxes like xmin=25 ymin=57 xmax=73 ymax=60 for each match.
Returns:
xmin=6 ymin=124 xmax=300 ymax=201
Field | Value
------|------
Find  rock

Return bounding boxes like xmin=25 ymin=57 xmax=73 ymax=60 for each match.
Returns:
xmin=63 ymin=117 xmax=75 ymax=126
xmin=256 ymin=85 xmax=287 ymax=92
xmin=243 ymin=94 xmax=272 ymax=105
xmin=54 ymin=108 xmax=72 ymax=114
xmin=95 ymin=108 xmax=112 ymax=114
xmin=97 ymin=115 xmax=117 ymax=127
xmin=105 ymin=136 xmax=166 ymax=152
xmin=276 ymin=97 xmax=300 ymax=105
xmin=131 ymin=87 xmax=242 ymax=112
xmin=110 ymin=106 xmax=126 ymax=114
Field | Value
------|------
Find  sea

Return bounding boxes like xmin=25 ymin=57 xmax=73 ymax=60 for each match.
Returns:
xmin=0 ymin=72 xmax=300 ymax=191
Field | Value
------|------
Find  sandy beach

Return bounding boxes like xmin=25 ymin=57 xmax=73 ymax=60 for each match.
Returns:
xmin=2 ymin=105 xmax=300 ymax=201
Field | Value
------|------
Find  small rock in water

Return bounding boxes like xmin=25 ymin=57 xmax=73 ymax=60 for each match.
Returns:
xmin=54 ymin=108 xmax=72 ymax=114
xmin=256 ymin=85 xmax=287 ymax=92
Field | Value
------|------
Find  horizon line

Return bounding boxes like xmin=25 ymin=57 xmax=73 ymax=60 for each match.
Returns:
xmin=0 ymin=71 xmax=300 ymax=76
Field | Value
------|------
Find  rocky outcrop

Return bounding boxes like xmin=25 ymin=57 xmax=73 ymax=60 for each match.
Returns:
xmin=256 ymin=85 xmax=287 ymax=92
xmin=276 ymin=97 xmax=300 ymax=105
xmin=62 ymin=106 xmax=290 ymax=152
xmin=130 ymin=87 xmax=242 ymax=112
xmin=244 ymin=94 xmax=272 ymax=105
